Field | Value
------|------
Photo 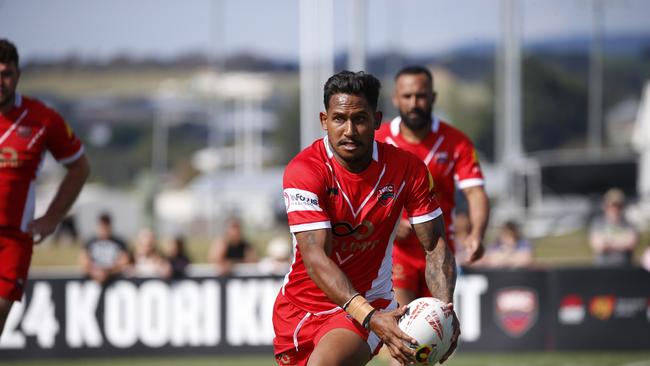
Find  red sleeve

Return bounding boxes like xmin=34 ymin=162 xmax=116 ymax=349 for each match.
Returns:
xmin=453 ymin=133 xmax=484 ymax=190
xmin=404 ymin=157 xmax=442 ymax=224
xmin=44 ymin=107 xmax=84 ymax=164
xmin=283 ymin=158 xmax=331 ymax=233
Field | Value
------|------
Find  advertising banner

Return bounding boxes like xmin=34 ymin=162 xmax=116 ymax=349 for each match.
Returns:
xmin=0 ymin=275 xmax=282 ymax=359
xmin=455 ymin=269 xmax=548 ymax=351
xmin=549 ymin=267 xmax=650 ymax=350
xmin=1 ymin=268 xmax=649 ymax=359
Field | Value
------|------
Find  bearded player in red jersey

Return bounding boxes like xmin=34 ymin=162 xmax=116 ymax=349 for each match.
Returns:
xmin=376 ymin=66 xmax=489 ymax=321
xmin=0 ymin=39 xmax=90 ymax=337
xmin=272 ymin=70 xmax=459 ymax=366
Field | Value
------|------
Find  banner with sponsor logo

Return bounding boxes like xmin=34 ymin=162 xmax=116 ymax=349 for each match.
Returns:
xmin=1 ymin=268 xmax=649 ymax=359
xmin=549 ymin=267 xmax=650 ymax=350
xmin=454 ymin=269 xmax=548 ymax=351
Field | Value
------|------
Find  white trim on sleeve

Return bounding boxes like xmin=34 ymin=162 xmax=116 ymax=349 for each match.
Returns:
xmin=289 ymin=221 xmax=331 ymax=233
xmin=409 ymin=207 xmax=442 ymax=225
xmin=58 ymin=145 xmax=85 ymax=165
xmin=457 ymin=178 xmax=484 ymax=190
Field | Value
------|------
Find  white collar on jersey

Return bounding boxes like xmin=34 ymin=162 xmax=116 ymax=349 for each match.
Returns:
xmin=14 ymin=92 xmax=22 ymax=108
xmin=323 ymin=135 xmax=379 ymax=162
xmin=389 ymin=114 xmax=440 ymax=136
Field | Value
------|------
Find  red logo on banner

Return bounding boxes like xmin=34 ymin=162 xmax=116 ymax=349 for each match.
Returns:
xmin=558 ymin=294 xmax=586 ymax=325
xmin=589 ymin=295 xmax=615 ymax=320
xmin=494 ymin=288 xmax=538 ymax=338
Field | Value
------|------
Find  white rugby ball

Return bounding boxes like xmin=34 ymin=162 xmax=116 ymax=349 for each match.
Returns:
xmin=398 ymin=297 xmax=455 ymax=365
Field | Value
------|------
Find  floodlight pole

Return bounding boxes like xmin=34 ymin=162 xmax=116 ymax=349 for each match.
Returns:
xmin=497 ymin=0 xmax=525 ymax=206
xmin=588 ymin=0 xmax=604 ymax=155
xmin=348 ymin=0 xmax=366 ymax=72
xmin=299 ymin=0 xmax=335 ymax=148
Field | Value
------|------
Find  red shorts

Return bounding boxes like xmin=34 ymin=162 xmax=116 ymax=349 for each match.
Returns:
xmin=272 ymin=292 xmax=395 ymax=366
xmin=0 ymin=231 xmax=33 ymax=302
xmin=392 ymin=235 xmax=455 ymax=298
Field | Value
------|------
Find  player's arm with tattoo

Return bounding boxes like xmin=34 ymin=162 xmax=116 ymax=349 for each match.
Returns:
xmin=412 ymin=217 xmax=456 ymax=302
xmin=295 ymin=229 xmax=417 ymax=363
xmin=413 ymin=216 xmax=459 ymax=363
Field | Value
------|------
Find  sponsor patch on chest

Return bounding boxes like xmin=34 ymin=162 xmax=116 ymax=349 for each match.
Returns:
xmin=376 ymin=184 xmax=395 ymax=206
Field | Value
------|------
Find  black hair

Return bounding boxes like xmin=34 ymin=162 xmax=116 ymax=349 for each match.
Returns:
xmin=323 ymin=70 xmax=381 ymax=111
xmin=502 ymin=220 xmax=520 ymax=237
xmin=98 ymin=212 xmax=112 ymax=225
xmin=395 ymin=65 xmax=432 ymax=84
xmin=0 ymin=39 xmax=19 ymax=67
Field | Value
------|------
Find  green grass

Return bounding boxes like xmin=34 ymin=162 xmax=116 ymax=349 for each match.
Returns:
xmin=8 ymin=352 xmax=650 ymax=366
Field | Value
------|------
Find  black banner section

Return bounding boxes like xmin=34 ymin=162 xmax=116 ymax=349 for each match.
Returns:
xmin=0 ymin=275 xmax=282 ymax=359
xmin=455 ymin=269 xmax=549 ymax=351
xmin=0 ymin=268 xmax=649 ymax=359
xmin=549 ymin=267 xmax=650 ymax=350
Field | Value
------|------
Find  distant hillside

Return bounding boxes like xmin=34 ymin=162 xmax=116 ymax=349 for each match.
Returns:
xmin=445 ymin=33 xmax=650 ymax=56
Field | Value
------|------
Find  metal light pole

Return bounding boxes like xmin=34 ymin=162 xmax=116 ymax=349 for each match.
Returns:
xmin=299 ymin=0 xmax=335 ymax=148
xmin=588 ymin=0 xmax=604 ymax=155
xmin=348 ymin=0 xmax=366 ymax=72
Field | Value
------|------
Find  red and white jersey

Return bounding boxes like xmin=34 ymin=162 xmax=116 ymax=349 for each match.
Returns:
xmin=281 ymin=137 xmax=441 ymax=313
xmin=0 ymin=94 xmax=84 ymax=233
xmin=375 ymin=116 xmax=484 ymax=253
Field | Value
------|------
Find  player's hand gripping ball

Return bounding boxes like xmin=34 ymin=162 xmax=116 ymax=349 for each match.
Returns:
xmin=398 ymin=297 xmax=455 ymax=365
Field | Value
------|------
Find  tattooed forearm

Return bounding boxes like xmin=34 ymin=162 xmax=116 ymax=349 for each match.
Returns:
xmin=414 ymin=217 xmax=457 ymax=303
xmin=425 ymin=243 xmax=456 ymax=303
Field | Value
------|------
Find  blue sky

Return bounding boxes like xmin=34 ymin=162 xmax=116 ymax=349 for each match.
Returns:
xmin=1 ymin=0 xmax=649 ymax=62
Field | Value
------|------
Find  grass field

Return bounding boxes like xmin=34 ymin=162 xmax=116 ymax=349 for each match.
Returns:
xmin=9 ymin=352 xmax=650 ymax=366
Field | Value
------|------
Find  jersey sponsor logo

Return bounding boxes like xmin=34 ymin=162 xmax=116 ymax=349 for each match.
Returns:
xmin=332 ymin=220 xmax=378 ymax=253
xmin=283 ymin=188 xmax=322 ymax=213
xmin=0 ymin=147 xmax=20 ymax=167
xmin=494 ymin=287 xmax=538 ymax=338
xmin=376 ymin=184 xmax=395 ymax=206
xmin=17 ymin=126 xmax=32 ymax=138
xmin=332 ymin=220 xmax=374 ymax=240
xmin=434 ymin=152 xmax=448 ymax=164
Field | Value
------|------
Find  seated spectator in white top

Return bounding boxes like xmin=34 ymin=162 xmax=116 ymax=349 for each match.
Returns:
xmin=131 ymin=228 xmax=169 ymax=277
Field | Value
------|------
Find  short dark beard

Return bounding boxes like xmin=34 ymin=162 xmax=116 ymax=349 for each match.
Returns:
xmin=0 ymin=92 xmax=15 ymax=113
xmin=400 ymin=108 xmax=431 ymax=131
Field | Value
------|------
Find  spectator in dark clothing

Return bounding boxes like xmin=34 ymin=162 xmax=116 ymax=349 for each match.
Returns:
xmin=163 ymin=234 xmax=191 ymax=279
xmin=79 ymin=212 xmax=129 ymax=284
xmin=208 ymin=217 xmax=257 ymax=275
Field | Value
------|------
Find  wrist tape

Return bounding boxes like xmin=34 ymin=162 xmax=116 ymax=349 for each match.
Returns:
xmin=345 ymin=295 xmax=375 ymax=327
